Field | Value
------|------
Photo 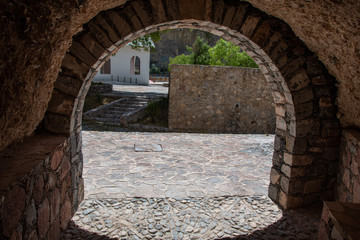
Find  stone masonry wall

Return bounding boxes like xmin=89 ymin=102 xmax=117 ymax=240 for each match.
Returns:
xmin=336 ymin=129 xmax=360 ymax=203
xmin=0 ymin=135 xmax=84 ymax=239
xmin=87 ymin=83 xmax=113 ymax=95
xmin=169 ymin=65 xmax=275 ymax=133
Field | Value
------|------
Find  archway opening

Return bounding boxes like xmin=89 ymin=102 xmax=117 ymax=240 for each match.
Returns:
xmin=62 ymin=23 xmax=299 ymax=238
xmin=42 ymin=0 xmax=339 ymax=239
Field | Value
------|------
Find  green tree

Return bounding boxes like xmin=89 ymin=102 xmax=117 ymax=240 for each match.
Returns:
xmin=168 ymin=37 xmax=211 ymax=70
xmin=168 ymin=37 xmax=259 ymax=70
xmin=187 ymin=36 xmax=211 ymax=65
xmin=209 ymin=39 xmax=258 ymax=68
xmin=129 ymin=31 xmax=165 ymax=52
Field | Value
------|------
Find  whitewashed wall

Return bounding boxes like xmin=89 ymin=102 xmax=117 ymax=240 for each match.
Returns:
xmin=94 ymin=45 xmax=150 ymax=85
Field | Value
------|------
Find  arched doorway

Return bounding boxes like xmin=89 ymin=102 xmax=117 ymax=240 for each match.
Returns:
xmin=130 ymin=56 xmax=141 ymax=75
xmin=43 ymin=0 xmax=339 ymax=213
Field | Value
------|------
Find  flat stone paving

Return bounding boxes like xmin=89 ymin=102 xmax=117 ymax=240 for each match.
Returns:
xmin=82 ymin=132 xmax=274 ymax=198
xmin=62 ymin=131 xmax=321 ymax=239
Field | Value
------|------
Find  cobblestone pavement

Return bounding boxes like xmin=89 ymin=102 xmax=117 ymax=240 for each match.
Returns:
xmin=82 ymin=132 xmax=274 ymax=198
xmin=63 ymin=131 xmax=321 ymax=239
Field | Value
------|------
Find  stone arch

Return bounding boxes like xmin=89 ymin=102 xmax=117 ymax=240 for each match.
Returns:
xmin=44 ymin=0 xmax=339 ymax=210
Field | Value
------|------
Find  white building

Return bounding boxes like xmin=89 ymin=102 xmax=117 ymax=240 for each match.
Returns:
xmin=94 ymin=45 xmax=150 ymax=85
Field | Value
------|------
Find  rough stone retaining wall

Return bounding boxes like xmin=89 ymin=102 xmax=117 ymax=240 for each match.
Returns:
xmin=87 ymin=83 xmax=112 ymax=95
xmin=169 ymin=65 xmax=275 ymax=134
xmin=336 ymin=130 xmax=360 ymax=203
xmin=0 ymin=135 xmax=83 ymax=239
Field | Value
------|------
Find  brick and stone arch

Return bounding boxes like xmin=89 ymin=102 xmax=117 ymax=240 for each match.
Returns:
xmin=2 ymin=0 xmax=359 ymax=239
xmin=42 ymin=0 xmax=339 ymax=210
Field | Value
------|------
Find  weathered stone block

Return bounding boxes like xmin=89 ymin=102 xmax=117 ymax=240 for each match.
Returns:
xmin=292 ymin=88 xmax=314 ymax=104
xmin=276 ymin=116 xmax=286 ymax=131
xmin=287 ymin=70 xmax=310 ymax=91
xmin=284 ymin=154 xmax=313 ymax=166
xmin=61 ymin=180 xmax=67 ymax=204
xmin=268 ymin=184 xmax=279 ymax=203
xmin=87 ymin=21 xmax=114 ymax=48
xmin=270 ymin=168 xmax=281 ymax=184
xmin=149 ymin=0 xmax=167 ymax=23
xmin=130 ymin=1 xmax=153 ymax=27
xmin=2 ymin=187 xmax=26 ymax=237
xmin=280 ymin=176 xmax=289 ymax=193
xmin=296 ymin=119 xmax=320 ymax=137
xmin=25 ymin=200 xmax=37 ymax=234
xmin=275 ymin=105 xmax=285 ymax=117
xmin=286 ymin=194 xmax=304 ymax=209
xmin=44 ymin=112 xmax=71 ymax=134
xmin=106 ymin=10 xmax=132 ymax=38
xmin=47 ymin=90 xmax=76 ymax=116
xmin=93 ymin=14 xmax=119 ymax=43
xmin=240 ymin=15 xmax=261 ymax=37
xmin=212 ymin=0 xmax=225 ymax=24
xmin=69 ymin=41 xmax=97 ymax=67
xmin=38 ymin=199 xmax=50 ymax=239
xmin=304 ymin=179 xmax=322 ymax=193
xmin=60 ymin=156 xmax=71 ymax=182
xmin=45 ymin=173 xmax=56 ymax=193
xmin=222 ymin=6 xmax=236 ymax=27
xmin=54 ymin=74 xmax=84 ymax=98
xmin=251 ymin=20 xmax=272 ymax=48
xmin=27 ymin=230 xmax=38 ymax=240
xmin=178 ymin=0 xmax=206 ymax=20
xmin=295 ymin=101 xmax=314 ymax=120
xmin=61 ymin=53 xmax=89 ymax=77
xmin=312 ymin=76 xmax=327 ymax=85
xmin=281 ymin=164 xmax=291 ymax=178
xmin=306 ymin=55 xmax=324 ymax=77
xmin=10 ymin=224 xmax=22 ymax=240
xmin=79 ymin=31 xmax=106 ymax=60
xmin=51 ymin=149 xmax=63 ymax=171
xmin=229 ymin=4 xmax=248 ymax=30
xmin=272 ymin=151 xmax=283 ymax=167
xmin=33 ymin=175 xmax=44 ymax=206
xmin=60 ymin=194 xmax=72 ymax=230
xmin=353 ymin=183 xmax=360 ymax=203
xmin=48 ymin=216 xmax=60 ymax=240
xmin=50 ymin=188 xmax=60 ymax=222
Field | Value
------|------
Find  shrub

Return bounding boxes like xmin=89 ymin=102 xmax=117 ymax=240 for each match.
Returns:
xmin=150 ymin=64 xmax=160 ymax=74
xmin=168 ymin=37 xmax=259 ymax=69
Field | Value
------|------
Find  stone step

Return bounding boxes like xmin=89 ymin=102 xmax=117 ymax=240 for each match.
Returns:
xmin=96 ymin=113 xmax=126 ymax=119
xmin=112 ymin=103 xmax=145 ymax=108
xmin=91 ymin=117 xmax=123 ymax=124
xmin=101 ymin=110 xmax=129 ymax=115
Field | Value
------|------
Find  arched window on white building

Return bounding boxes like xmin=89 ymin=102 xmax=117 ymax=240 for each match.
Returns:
xmin=100 ymin=58 xmax=111 ymax=74
xmin=130 ymin=56 xmax=141 ymax=75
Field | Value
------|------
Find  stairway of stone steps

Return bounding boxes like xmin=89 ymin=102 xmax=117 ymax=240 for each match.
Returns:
xmin=85 ymin=94 xmax=165 ymax=125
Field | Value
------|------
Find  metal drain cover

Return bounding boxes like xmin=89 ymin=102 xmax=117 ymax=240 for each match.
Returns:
xmin=134 ymin=144 xmax=163 ymax=152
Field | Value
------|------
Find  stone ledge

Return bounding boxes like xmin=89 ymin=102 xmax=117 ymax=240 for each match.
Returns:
xmin=0 ymin=134 xmax=67 ymax=191
xmin=318 ymin=201 xmax=360 ymax=240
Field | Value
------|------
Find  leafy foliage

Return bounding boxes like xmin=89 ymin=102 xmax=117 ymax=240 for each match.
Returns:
xmin=209 ymin=39 xmax=258 ymax=68
xmin=168 ymin=37 xmax=211 ymax=70
xmin=150 ymin=64 xmax=160 ymax=74
xmin=187 ymin=37 xmax=211 ymax=65
xmin=168 ymin=37 xmax=258 ymax=70
xmin=129 ymin=31 xmax=166 ymax=52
